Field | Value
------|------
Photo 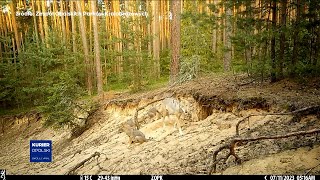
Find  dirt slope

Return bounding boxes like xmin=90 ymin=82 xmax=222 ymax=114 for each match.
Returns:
xmin=0 ymin=74 xmax=319 ymax=175
xmin=223 ymin=145 xmax=320 ymax=175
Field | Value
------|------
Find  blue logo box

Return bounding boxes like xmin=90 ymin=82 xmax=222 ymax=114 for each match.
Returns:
xmin=30 ymin=140 xmax=52 ymax=162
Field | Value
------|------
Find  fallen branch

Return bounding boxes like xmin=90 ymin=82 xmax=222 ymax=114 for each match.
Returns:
xmin=236 ymin=105 xmax=320 ymax=136
xmin=305 ymin=163 xmax=320 ymax=175
xmin=209 ymin=128 xmax=320 ymax=174
xmin=236 ymin=80 xmax=255 ymax=87
xmin=66 ymin=151 xmax=101 ymax=175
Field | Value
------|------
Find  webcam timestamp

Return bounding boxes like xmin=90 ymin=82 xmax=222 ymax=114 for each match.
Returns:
xmin=265 ymin=175 xmax=315 ymax=180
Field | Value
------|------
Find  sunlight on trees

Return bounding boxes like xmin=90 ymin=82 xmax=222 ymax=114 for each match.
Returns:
xmin=0 ymin=0 xmax=319 ymax=126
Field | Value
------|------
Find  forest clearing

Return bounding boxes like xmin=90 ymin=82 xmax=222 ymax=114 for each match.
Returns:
xmin=0 ymin=0 xmax=320 ymax=176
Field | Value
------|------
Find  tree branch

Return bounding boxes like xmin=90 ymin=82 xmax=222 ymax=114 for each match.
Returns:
xmin=209 ymin=128 xmax=320 ymax=174
xmin=236 ymin=105 xmax=320 ymax=136
xmin=305 ymin=163 xmax=320 ymax=175
xmin=66 ymin=151 xmax=101 ymax=175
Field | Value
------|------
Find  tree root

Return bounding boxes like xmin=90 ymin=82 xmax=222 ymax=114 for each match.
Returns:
xmin=209 ymin=128 xmax=320 ymax=174
xmin=66 ymin=151 xmax=107 ymax=175
xmin=96 ymin=153 xmax=108 ymax=173
xmin=208 ymin=140 xmax=242 ymax=174
xmin=236 ymin=105 xmax=320 ymax=136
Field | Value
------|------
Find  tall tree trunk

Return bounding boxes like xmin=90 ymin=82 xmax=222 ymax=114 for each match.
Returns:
xmin=115 ymin=0 xmax=123 ymax=79
xmin=290 ymin=0 xmax=303 ymax=76
xmin=0 ymin=12 xmax=3 ymax=60
xmin=104 ymin=0 xmax=110 ymax=77
xmin=9 ymin=0 xmax=20 ymax=53
xmin=310 ymin=1 xmax=319 ymax=67
xmin=271 ymin=0 xmax=277 ymax=82
xmin=212 ymin=0 xmax=217 ymax=54
xmin=0 ymin=14 xmax=2 ymax=60
xmin=217 ymin=0 xmax=223 ymax=57
xmin=232 ymin=4 xmax=236 ymax=61
xmin=224 ymin=1 xmax=232 ymax=72
xmin=87 ymin=1 xmax=95 ymax=89
xmin=152 ymin=0 xmax=160 ymax=79
xmin=244 ymin=1 xmax=252 ymax=75
xmin=35 ymin=0 xmax=44 ymax=43
xmin=64 ymin=2 xmax=70 ymax=41
xmin=7 ymin=8 xmax=12 ymax=31
xmin=91 ymin=0 xmax=103 ymax=95
xmin=60 ymin=1 xmax=67 ymax=45
xmin=70 ymin=0 xmax=77 ymax=53
xmin=12 ymin=37 xmax=17 ymax=76
xmin=76 ymin=0 xmax=93 ymax=95
xmin=41 ymin=0 xmax=49 ymax=48
xmin=165 ymin=0 xmax=170 ymax=49
xmin=160 ymin=1 xmax=164 ymax=50
xmin=53 ymin=0 xmax=58 ymax=29
xmin=147 ymin=1 xmax=152 ymax=57
xmin=170 ymin=0 xmax=181 ymax=84
xmin=130 ymin=1 xmax=141 ymax=91
xmin=278 ymin=0 xmax=287 ymax=79
xmin=1 ymin=12 xmax=9 ymax=61
xmin=314 ymin=26 xmax=320 ymax=66
xmin=31 ymin=0 xmax=39 ymax=46
xmin=2 ymin=11 xmax=8 ymax=61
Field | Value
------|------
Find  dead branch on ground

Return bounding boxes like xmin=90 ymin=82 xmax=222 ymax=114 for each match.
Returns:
xmin=209 ymin=128 xmax=320 ymax=174
xmin=66 ymin=151 xmax=101 ymax=175
xmin=235 ymin=79 xmax=255 ymax=87
xmin=236 ymin=105 xmax=320 ymax=136
xmin=305 ymin=163 xmax=320 ymax=175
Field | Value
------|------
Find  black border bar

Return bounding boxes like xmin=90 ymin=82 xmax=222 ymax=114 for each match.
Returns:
xmin=4 ymin=175 xmax=319 ymax=180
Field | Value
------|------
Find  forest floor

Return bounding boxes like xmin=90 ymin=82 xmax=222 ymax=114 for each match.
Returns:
xmin=0 ymin=73 xmax=320 ymax=175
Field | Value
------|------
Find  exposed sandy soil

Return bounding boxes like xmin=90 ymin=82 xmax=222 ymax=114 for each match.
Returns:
xmin=0 ymin=74 xmax=319 ymax=175
xmin=223 ymin=145 xmax=320 ymax=175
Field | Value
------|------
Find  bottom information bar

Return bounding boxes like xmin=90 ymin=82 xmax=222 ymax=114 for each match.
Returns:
xmin=4 ymin=175 xmax=318 ymax=180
